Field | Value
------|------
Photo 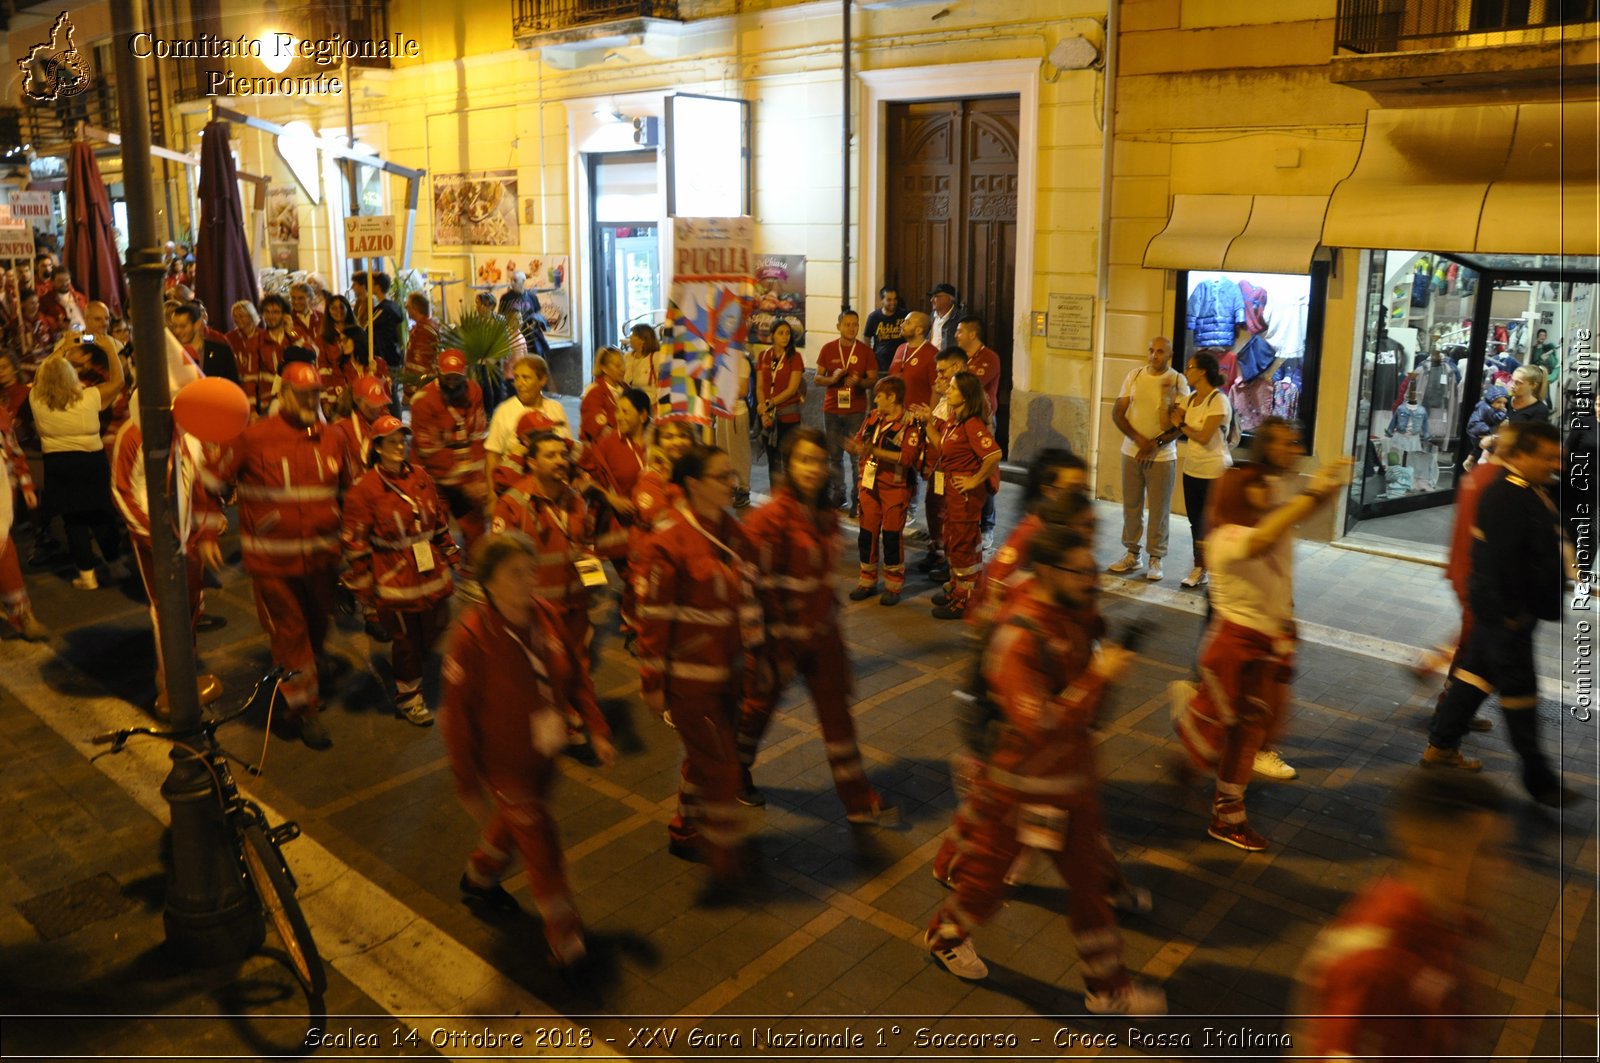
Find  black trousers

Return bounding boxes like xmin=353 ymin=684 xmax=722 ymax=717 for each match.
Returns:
xmin=1428 ymin=616 xmax=1554 ymax=793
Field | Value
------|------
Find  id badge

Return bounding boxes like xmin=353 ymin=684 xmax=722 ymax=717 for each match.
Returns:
xmin=575 ymin=555 xmax=609 ymax=589
xmin=860 ymin=460 xmax=877 ymax=491
xmin=933 ymin=471 xmax=946 ymax=496
xmin=837 ymin=388 xmax=851 ymax=409
xmin=1016 ymin=804 xmax=1067 ymax=851
xmin=412 ymin=540 xmax=435 ymax=573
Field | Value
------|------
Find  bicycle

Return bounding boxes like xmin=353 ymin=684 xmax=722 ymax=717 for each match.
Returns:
xmin=90 ymin=666 xmax=327 ymax=996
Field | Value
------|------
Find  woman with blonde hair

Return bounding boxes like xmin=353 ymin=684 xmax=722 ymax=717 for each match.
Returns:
xmin=1507 ymin=364 xmax=1552 ymax=424
xmin=29 ymin=347 xmax=125 ymax=588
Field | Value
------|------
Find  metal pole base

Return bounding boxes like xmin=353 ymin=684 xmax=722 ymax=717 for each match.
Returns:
xmin=159 ymin=751 xmax=263 ymax=967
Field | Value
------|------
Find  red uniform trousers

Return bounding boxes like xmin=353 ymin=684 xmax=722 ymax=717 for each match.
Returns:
xmin=0 ymin=535 xmax=27 ymax=625
xmin=941 ymin=487 xmax=984 ymax=607
xmin=381 ymin=597 xmax=452 ymax=707
xmin=250 ymin=564 xmax=339 ymax=719
xmin=736 ymin=625 xmax=879 ymax=815
xmin=929 ymin=777 xmax=1131 ymax=995
xmin=857 ymin=477 xmax=912 ymax=593
xmin=667 ymin=682 xmax=749 ymax=881
xmin=464 ymin=761 xmax=584 ymax=964
xmin=923 ymin=477 xmax=945 ymax=561
xmin=131 ymin=537 xmax=204 ymax=695
xmin=437 ymin=483 xmax=487 ymax=552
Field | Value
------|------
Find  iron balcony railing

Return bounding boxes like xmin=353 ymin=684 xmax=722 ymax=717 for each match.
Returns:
xmin=513 ymin=0 xmax=680 ymax=36
xmin=1335 ymin=0 xmax=1598 ymax=53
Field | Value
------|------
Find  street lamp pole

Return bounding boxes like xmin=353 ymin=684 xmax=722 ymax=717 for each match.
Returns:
xmin=110 ymin=0 xmax=263 ymax=965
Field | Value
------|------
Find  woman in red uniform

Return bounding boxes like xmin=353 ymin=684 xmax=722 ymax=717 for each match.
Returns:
xmin=633 ymin=445 xmax=762 ymax=882
xmin=579 ymin=346 xmax=625 ymax=443
xmin=620 ymin=416 xmax=694 ymax=645
xmin=580 ymin=386 xmax=650 ymax=568
xmin=441 ymin=532 xmax=615 ymax=967
xmin=967 ymin=449 xmax=1087 ymax=630
xmin=341 ymin=416 xmax=461 ymax=726
xmin=755 ymin=321 xmax=805 ymax=478
xmin=736 ymin=429 xmax=897 ymax=823
xmin=925 ymin=372 xmax=1001 ymax=620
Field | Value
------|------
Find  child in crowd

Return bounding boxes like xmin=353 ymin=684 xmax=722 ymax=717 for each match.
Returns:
xmin=846 ymin=376 xmax=923 ymax=606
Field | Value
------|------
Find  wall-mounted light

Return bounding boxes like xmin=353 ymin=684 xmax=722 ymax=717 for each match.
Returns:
xmin=258 ymin=1 xmax=295 ymax=74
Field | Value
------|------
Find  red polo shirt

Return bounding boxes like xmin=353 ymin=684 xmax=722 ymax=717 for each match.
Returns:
xmin=967 ymin=345 xmax=1002 ymax=417
xmin=891 ymin=340 xmax=938 ymax=410
xmin=816 ymin=337 xmax=875 ymax=415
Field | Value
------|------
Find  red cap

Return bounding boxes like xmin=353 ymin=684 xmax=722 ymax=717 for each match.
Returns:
xmin=354 ymin=375 xmax=387 ymax=406
xmin=370 ymin=414 xmax=409 ymax=440
xmin=281 ymin=361 xmax=320 ymax=390
xmin=437 ymin=350 xmax=467 ymax=376
xmin=516 ymin=409 xmax=557 ymax=438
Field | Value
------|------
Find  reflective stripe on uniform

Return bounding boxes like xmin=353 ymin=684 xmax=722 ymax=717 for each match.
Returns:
xmin=237 ymin=483 xmax=340 ymax=503
xmin=241 ymin=534 xmax=340 ymax=555
xmin=985 ymin=766 xmax=1087 ymax=796
xmin=635 ymin=604 xmax=736 ymax=625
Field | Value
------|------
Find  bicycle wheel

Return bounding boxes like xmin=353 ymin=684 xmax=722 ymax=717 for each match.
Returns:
xmin=239 ymin=822 xmax=327 ymax=996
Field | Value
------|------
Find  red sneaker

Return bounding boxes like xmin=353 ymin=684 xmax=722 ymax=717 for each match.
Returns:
xmin=1207 ymin=819 xmax=1269 ymax=852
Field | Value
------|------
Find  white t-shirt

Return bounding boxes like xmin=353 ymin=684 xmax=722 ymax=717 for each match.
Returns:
xmin=485 ymin=395 xmax=570 ymax=457
xmin=1118 ymin=366 xmax=1189 ymax=461
xmin=31 ymin=387 xmax=104 ymax=454
xmin=1181 ymin=388 xmax=1233 ymax=479
xmin=1207 ymin=522 xmax=1293 ymax=638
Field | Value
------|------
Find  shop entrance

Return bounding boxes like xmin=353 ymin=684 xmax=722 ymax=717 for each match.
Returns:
xmin=1345 ymin=250 xmax=1597 ymax=549
xmin=587 ymin=150 xmax=662 ymax=351
xmin=883 ymin=96 xmax=1018 ymax=445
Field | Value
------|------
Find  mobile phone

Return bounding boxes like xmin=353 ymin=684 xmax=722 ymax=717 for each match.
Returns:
xmin=82 ymin=334 xmax=96 ymax=343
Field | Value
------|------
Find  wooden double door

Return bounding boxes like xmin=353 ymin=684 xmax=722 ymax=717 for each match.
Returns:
xmin=885 ymin=95 xmax=1020 ymax=446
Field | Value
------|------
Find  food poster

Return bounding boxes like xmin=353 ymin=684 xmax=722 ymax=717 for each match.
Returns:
xmin=749 ymin=254 xmax=805 ymax=348
xmin=470 ymin=254 xmax=571 ymax=340
xmin=267 ymin=185 xmax=300 ymax=271
xmin=433 ymin=171 xmax=520 ymax=246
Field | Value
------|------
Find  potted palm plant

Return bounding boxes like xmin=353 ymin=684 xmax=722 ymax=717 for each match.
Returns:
xmin=400 ymin=309 xmax=512 ymax=404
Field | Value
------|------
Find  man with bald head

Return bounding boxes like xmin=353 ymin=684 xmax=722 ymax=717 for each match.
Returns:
xmin=1109 ymin=335 xmax=1189 ymax=582
xmin=890 ymin=310 xmax=938 ymax=411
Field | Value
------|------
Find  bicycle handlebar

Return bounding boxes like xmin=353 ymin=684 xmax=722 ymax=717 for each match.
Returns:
xmin=88 ymin=668 xmax=295 ymax=749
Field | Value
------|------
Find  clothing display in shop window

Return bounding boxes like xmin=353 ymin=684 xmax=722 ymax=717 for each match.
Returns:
xmin=1235 ymin=334 xmax=1277 ymax=383
xmin=1271 ymin=362 xmax=1302 ymax=422
xmin=1216 ymin=348 xmax=1240 ymax=392
xmin=1445 ymin=262 xmax=1460 ymax=292
xmin=1371 ymin=333 xmax=1407 ymax=411
xmin=1410 ymin=261 xmax=1432 ymax=309
xmin=1229 ymin=370 xmax=1277 ymax=435
xmin=1186 ymin=278 xmax=1245 ymax=348
xmin=1239 ymin=281 xmax=1269 ymax=335
xmin=1385 ymin=401 xmax=1430 ymax=449
xmin=1384 ymin=398 xmax=1436 ymax=491
xmin=1261 ymin=291 xmax=1308 ymax=360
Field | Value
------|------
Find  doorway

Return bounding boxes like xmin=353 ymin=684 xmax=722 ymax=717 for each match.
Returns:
xmin=884 ymin=96 xmax=1019 ymax=446
xmin=588 ymin=151 xmax=662 ymax=352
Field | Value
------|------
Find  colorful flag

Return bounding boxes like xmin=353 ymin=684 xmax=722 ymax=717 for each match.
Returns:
xmin=666 ymin=218 xmax=754 ymax=423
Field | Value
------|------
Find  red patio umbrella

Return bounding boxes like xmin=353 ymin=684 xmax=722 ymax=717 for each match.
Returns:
xmin=64 ymin=138 xmax=128 ymax=318
xmin=193 ymin=120 xmax=258 ymax=329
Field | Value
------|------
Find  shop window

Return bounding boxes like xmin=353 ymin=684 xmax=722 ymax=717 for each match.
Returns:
xmin=1175 ymin=269 xmax=1323 ymax=450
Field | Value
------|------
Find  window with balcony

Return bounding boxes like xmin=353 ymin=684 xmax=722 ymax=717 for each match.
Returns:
xmin=513 ymin=0 xmax=681 ymax=36
xmin=1336 ymin=0 xmax=1597 ymax=54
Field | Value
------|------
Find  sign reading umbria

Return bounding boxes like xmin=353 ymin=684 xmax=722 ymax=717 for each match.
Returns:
xmin=128 ymin=31 xmax=420 ymax=96
xmin=344 ymin=216 xmax=396 ymax=258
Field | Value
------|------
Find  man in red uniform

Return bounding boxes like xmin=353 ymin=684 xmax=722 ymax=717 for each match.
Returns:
xmin=332 ymin=374 xmax=391 ymax=477
xmin=206 ymin=360 xmax=350 ymax=748
xmin=1294 ymin=770 xmax=1505 ymax=1058
xmin=402 ymin=293 xmax=440 ymax=402
xmin=910 ymin=347 xmax=969 ymax=581
xmin=242 ymin=295 xmax=297 ymax=419
xmin=846 ymin=377 xmax=922 ymax=605
xmin=411 ymin=350 xmax=488 ymax=552
xmin=38 ymin=266 xmax=88 ymax=333
xmin=956 ymin=315 xmax=1004 ymax=549
xmin=490 ymin=430 xmax=600 ymax=760
xmin=288 ymin=282 xmax=322 ymax=341
xmin=113 ymin=407 xmax=227 ymax=715
xmin=926 ymin=525 xmax=1165 ymax=1015
xmin=814 ymin=309 xmax=876 ymax=511
xmin=736 ymin=429 xmax=897 ymax=822
xmin=889 ymin=310 xmax=937 ymax=410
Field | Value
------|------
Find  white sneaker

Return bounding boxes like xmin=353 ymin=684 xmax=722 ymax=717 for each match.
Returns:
xmin=981 ymin=528 xmax=996 ymax=553
xmin=1181 ymin=566 xmax=1207 ymax=587
xmin=71 ymin=569 xmax=99 ymax=591
xmin=1253 ymin=749 xmax=1298 ymax=780
xmin=1107 ymin=552 xmax=1141 ymax=574
xmin=1145 ymin=559 xmax=1164 ymax=581
xmin=1084 ymin=980 xmax=1167 ymax=1015
xmin=398 ymin=699 xmax=435 ymax=727
xmin=926 ymin=932 xmax=989 ymax=980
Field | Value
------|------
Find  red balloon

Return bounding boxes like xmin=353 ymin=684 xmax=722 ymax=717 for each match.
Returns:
xmin=172 ymin=377 xmax=250 ymax=443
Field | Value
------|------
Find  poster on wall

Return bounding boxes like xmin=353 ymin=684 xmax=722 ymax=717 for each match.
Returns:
xmin=749 ymin=254 xmax=805 ymax=347
xmin=432 ymin=170 xmax=519 ymax=246
xmin=471 ymin=254 xmax=571 ymax=341
xmin=664 ymin=217 xmax=754 ymax=424
xmin=266 ymin=186 xmax=300 ymax=271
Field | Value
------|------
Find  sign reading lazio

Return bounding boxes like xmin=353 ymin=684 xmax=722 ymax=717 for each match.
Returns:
xmin=0 ymin=223 xmax=34 ymax=260
xmin=344 ymin=215 xmax=395 ymax=257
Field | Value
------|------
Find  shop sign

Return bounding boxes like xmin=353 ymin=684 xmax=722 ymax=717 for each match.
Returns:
xmin=0 ymin=223 xmax=35 ymax=260
xmin=664 ymin=217 xmax=755 ymax=424
xmin=344 ymin=215 xmax=395 ymax=258
xmin=9 ymin=191 xmax=51 ymax=222
xmin=1047 ymin=292 xmax=1094 ymax=350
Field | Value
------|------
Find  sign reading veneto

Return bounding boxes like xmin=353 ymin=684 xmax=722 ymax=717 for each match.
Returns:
xmin=0 ymin=224 xmax=35 ymax=260
xmin=344 ymin=215 xmax=395 ymax=257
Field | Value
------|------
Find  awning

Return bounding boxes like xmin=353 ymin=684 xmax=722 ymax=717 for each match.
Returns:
xmin=1323 ymin=101 xmax=1599 ymax=257
xmin=1143 ymin=194 xmax=1329 ymax=275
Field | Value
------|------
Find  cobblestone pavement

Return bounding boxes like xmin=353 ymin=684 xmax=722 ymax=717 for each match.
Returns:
xmin=1 ymin=433 xmax=1594 ymax=1060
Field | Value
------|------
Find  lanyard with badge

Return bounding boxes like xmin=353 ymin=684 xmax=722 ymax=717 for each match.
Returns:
xmin=860 ymin=413 xmax=896 ymax=491
xmin=538 ymin=492 xmax=610 ymax=590
xmin=835 ymin=339 xmax=859 ymax=410
xmin=496 ymin=608 xmax=567 ymax=756
xmin=378 ymin=467 xmax=437 ymax=574
xmin=680 ymin=505 xmax=764 ymax=649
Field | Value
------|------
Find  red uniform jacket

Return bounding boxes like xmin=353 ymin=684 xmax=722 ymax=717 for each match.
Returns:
xmin=815 ymin=338 xmax=875 ymax=415
xmin=579 ymin=381 xmax=620 ymax=443
xmin=410 ymin=380 xmax=487 ymax=492
xmin=38 ymin=288 xmax=87 ymax=331
xmin=291 ymin=310 xmax=323 ymax=341
xmin=403 ymin=318 xmax=440 ymax=384
xmin=967 ymin=345 xmax=1002 ymax=418
xmin=241 ymin=327 xmax=298 ymax=416
xmin=854 ymin=409 xmax=923 ymax=489
xmin=1448 ymin=461 xmax=1504 ymax=605
xmin=925 ymin=415 xmax=1002 ymax=513
xmin=756 ymin=347 xmax=805 ymax=423
xmin=968 ymin=512 xmax=1042 ymax=629
xmin=318 ymin=347 xmax=389 ymax=403
xmin=332 ymin=410 xmax=382 ymax=479
xmin=111 ymin=421 xmax=225 ymax=549
xmin=889 ymin=340 xmax=938 ymax=410
xmin=226 ymin=326 xmax=257 ymax=367
xmin=2 ymin=419 xmax=32 ymax=495
xmin=981 ymin=585 xmax=1108 ymax=804
xmin=440 ymin=598 xmax=609 ymax=800
xmin=340 ymin=463 xmax=459 ymax=613
xmin=490 ymin=476 xmax=592 ymax=613
xmin=742 ymin=487 xmax=838 ymax=665
xmin=628 ymin=467 xmax=682 ymax=559
xmin=206 ymin=412 xmax=349 ymax=577
xmin=579 ymin=432 xmax=648 ymax=558
xmin=1297 ymin=878 xmax=1483 ymax=1061
xmin=632 ymin=506 xmax=760 ymax=701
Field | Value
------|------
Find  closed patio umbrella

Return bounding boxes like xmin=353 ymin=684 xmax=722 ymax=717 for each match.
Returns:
xmin=64 ymin=138 xmax=128 ymax=318
xmin=193 ymin=120 xmax=258 ymax=328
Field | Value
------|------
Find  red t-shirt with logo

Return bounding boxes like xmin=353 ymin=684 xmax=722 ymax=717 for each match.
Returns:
xmin=816 ymin=338 xmax=874 ymax=415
